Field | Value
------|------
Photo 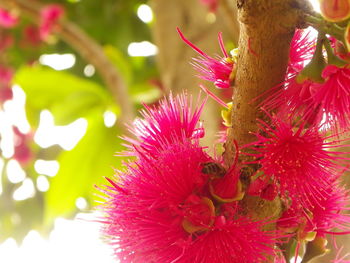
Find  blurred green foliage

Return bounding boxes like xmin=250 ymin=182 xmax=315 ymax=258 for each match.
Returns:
xmin=0 ymin=0 xmax=162 ymax=243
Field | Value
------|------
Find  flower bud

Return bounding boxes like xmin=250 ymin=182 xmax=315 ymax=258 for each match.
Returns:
xmin=319 ymin=0 xmax=350 ymax=22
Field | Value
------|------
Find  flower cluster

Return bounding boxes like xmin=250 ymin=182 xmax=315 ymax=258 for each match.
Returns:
xmin=0 ymin=8 xmax=18 ymax=28
xmin=100 ymin=94 xmax=280 ymax=263
xmin=247 ymin=28 xmax=350 ymax=260
xmin=100 ymin=9 xmax=350 ymax=263
xmin=263 ymin=28 xmax=350 ymax=132
xmin=39 ymin=4 xmax=64 ymax=40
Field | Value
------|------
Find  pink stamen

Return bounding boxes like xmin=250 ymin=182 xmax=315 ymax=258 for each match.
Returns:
xmin=177 ymin=27 xmax=209 ymax=58
xmin=199 ymin=84 xmax=229 ymax=108
xmin=218 ymin=32 xmax=229 ymax=58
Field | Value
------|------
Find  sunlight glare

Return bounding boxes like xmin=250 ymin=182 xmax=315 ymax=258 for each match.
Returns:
xmin=36 ymin=175 xmax=50 ymax=192
xmin=34 ymin=160 xmax=60 ymax=177
xmin=13 ymin=178 xmax=35 ymax=201
xmin=7 ymin=159 xmax=26 ymax=184
xmin=34 ymin=110 xmax=88 ymax=151
xmin=39 ymin=53 xmax=76 ymax=71
xmin=128 ymin=41 xmax=158 ymax=57
xmin=137 ymin=4 xmax=153 ymax=23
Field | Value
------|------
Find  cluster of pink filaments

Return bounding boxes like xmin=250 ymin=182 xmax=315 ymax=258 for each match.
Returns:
xmin=101 ymin=94 xmax=282 ymax=263
xmin=245 ymin=28 xmax=350 ymax=260
xmin=100 ymin=23 xmax=350 ymax=263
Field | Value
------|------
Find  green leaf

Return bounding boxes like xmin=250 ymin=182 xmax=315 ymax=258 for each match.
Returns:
xmin=14 ymin=66 xmax=115 ymax=126
xmin=44 ymin=111 xmax=124 ymax=225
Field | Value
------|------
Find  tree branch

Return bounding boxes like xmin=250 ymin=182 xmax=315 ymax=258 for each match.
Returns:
xmin=223 ymin=1 xmax=306 ymax=260
xmin=0 ymin=0 xmax=134 ymax=126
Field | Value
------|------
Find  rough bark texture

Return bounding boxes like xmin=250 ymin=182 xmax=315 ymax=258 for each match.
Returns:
xmin=151 ymin=0 xmax=239 ymax=144
xmin=226 ymin=0 xmax=302 ymax=165
xmin=225 ymin=1 xmax=304 ymax=260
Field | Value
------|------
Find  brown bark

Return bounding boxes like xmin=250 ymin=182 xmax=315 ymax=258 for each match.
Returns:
xmin=224 ymin=1 xmax=306 ymax=261
xmin=226 ymin=0 xmax=304 ymax=165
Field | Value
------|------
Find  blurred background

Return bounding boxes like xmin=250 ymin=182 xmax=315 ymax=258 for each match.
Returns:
xmin=0 ymin=1 xmax=338 ymax=263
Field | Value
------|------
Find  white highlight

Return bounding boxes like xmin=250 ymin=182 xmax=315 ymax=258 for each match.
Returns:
xmin=128 ymin=41 xmax=158 ymax=57
xmin=0 ymin=158 xmax=4 ymax=195
xmin=309 ymin=0 xmax=320 ymax=13
xmin=75 ymin=197 xmax=88 ymax=210
xmin=0 ymin=110 xmax=15 ymax=159
xmin=34 ymin=160 xmax=59 ymax=177
xmin=6 ymin=159 xmax=26 ymax=184
xmin=290 ymin=256 xmax=302 ymax=263
xmin=4 ymin=86 xmax=31 ymax=134
xmin=0 ymin=214 xmax=116 ymax=263
xmin=34 ymin=110 xmax=88 ymax=151
xmin=36 ymin=175 xmax=50 ymax=192
xmin=137 ymin=4 xmax=153 ymax=23
xmin=13 ymin=178 xmax=35 ymax=201
xmin=84 ymin=64 xmax=95 ymax=77
xmin=39 ymin=54 xmax=76 ymax=71
xmin=103 ymin=110 xmax=117 ymax=128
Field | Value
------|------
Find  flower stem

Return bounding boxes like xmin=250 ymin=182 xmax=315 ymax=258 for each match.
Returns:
xmin=306 ymin=15 xmax=345 ymax=40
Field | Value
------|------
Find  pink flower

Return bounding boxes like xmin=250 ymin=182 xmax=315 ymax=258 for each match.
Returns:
xmin=122 ymin=93 xmax=206 ymax=156
xmin=288 ymin=29 xmax=316 ymax=75
xmin=199 ymin=0 xmax=218 ymax=12
xmin=312 ymin=64 xmax=350 ymax=131
xmin=177 ymin=28 xmax=234 ymax=89
xmin=262 ymin=29 xmax=319 ymax=123
xmin=278 ymin=181 xmax=350 ymax=239
xmin=13 ymin=127 xmax=33 ymax=165
xmin=102 ymin=142 xmax=277 ymax=262
xmin=40 ymin=4 xmax=64 ymax=40
xmin=0 ymin=8 xmax=18 ymax=28
xmin=100 ymin=94 xmax=278 ymax=263
xmin=246 ymin=113 xmax=349 ymax=208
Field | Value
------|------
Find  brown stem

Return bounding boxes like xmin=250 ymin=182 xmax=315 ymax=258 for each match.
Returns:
xmin=0 ymin=0 xmax=134 ymax=126
xmin=223 ymin=0 xmax=306 ymax=260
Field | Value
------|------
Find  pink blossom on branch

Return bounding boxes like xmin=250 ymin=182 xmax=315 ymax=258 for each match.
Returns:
xmin=288 ymin=29 xmax=316 ymax=75
xmin=312 ymin=64 xmax=350 ymax=131
xmin=262 ymin=29 xmax=318 ymax=122
xmin=245 ymin=113 xmax=349 ymax=209
xmin=278 ymin=181 xmax=350 ymax=238
xmin=40 ymin=4 xmax=64 ymax=40
xmin=177 ymin=28 xmax=234 ymax=89
xmin=0 ymin=8 xmax=18 ymax=28
xmin=100 ymin=94 xmax=279 ymax=263
xmin=122 ymin=93 xmax=206 ymax=156
xmin=102 ymin=143 xmax=278 ymax=263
